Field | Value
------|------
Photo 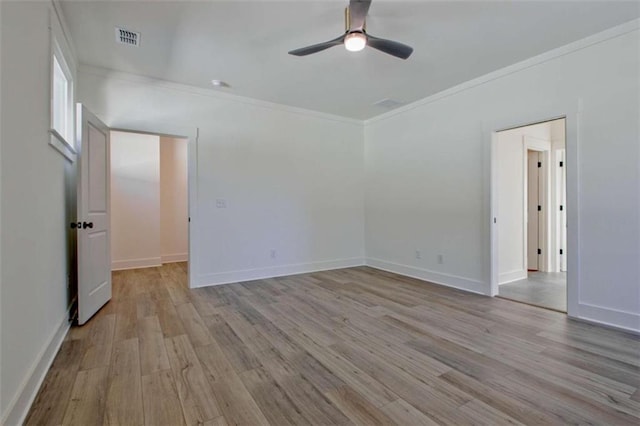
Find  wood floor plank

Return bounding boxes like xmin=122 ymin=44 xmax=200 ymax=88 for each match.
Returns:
xmin=219 ymin=307 xmax=275 ymax=355
xmin=206 ymin=315 xmax=262 ymax=373
xmin=138 ymin=316 xmax=171 ymax=376
xmin=330 ymin=341 xmax=474 ymax=425
xmin=458 ymin=399 xmax=525 ymax=425
xmin=208 ymin=373 xmax=270 ymax=426
xmin=540 ymin=342 xmax=640 ymax=389
xmin=203 ymin=417 xmax=228 ymax=426
xmin=176 ymin=302 xmax=214 ymax=347
xmin=253 ymin=321 xmax=302 ymax=359
xmin=113 ymin=299 xmax=138 ymax=342
xmin=80 ymin=313 xmax=116 ymax=370
xmin=380 ymin=399 xmax=439 ymax=426
xmin=62 ymin=366 xmax=109 ymax=426
xmin=25 ymin=264 xmax=640 ymax=426
xmin=325 ymin=386 xmax=396 ymax=426
xmin=194 ymin=341 xmax=236 ymax=382
xmin=136 ymin=292 xmax=157 ymax=319
xmin=24 ymin=340 xmax=85 ymax=426
xmin=189 ymin=288 xmax=219 ymax=316
xmin=285 ymin=327 xmax=398 ymax=408
xmin=240 ymin=367 xmax=308 ymax=426
xmin=165 ymin=334 xmax=222 ymax=424
xmin=261 ymin=354 xmax=353 ymax=425
xmin=438 ymin=369 xmax=558 ymax=424
xmin=104 ymin=338 xmax=144 ymax=426
xmin=155 ymin=295 xmax=187 ymax=338
xmin=141 ymin=370 xmax=185 ymax=426
xmin=483 ymin=338 xmax=640 ymax=415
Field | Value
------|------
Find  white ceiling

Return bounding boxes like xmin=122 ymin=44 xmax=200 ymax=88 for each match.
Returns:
xmin=60 ymin=0 xmax=640 ymax=120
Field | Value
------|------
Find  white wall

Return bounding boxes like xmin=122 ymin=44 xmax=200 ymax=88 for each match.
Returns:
xmin=1 ymin=1 xmax=75 ymax=423
xmin=496 ymin=122 xmax=552 ymax=284
xmin=78 ymin=67 xmax=365 ymax=286
xmin=160 ymin=136 xmax=188 ymax=263
xmin=365 ymin=26 xmax=639 ymax=331
xmin=110 ymin=131 xmax=161 ymax=270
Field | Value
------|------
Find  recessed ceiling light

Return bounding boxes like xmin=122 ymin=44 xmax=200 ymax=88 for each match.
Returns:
xmin=211 ymin=80 xmax=230 ymax=88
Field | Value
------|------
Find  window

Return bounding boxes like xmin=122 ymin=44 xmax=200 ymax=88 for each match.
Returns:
xmin=52 ymin=55 xmax=70 ymax=139
xmin=49 ymin=27 xmax=76 ymax=160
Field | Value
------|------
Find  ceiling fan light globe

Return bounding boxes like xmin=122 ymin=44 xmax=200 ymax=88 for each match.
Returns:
xmin=344 ymin=32 xmax=366 ymax=52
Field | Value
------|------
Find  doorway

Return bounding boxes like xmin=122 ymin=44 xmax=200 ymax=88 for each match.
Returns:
xmin=110 ymin=130 xmax=189 ymax=286
xmin=494 ymin=118 xmax=567 ymax=312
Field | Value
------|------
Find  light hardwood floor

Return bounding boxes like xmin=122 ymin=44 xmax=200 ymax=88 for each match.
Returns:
xmin=26 ymin=263 xmax=640 ymax=425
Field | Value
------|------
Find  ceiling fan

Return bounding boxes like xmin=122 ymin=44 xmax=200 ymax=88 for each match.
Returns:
xmin=288 ymin=0 xmax=413 ymax=60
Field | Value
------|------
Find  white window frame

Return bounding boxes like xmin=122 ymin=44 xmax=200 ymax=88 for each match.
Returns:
xmin=49 ymin=8 xmax=76 ymax=161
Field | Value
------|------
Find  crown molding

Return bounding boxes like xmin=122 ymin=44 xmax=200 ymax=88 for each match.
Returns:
xmin=365 ymin=18 xmax=640 ymax=126
xmin=78 ymin=64 xmax=363 ymax=126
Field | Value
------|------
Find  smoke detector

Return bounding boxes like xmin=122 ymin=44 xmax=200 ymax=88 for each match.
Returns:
xmin=115 ymin=27 xmax=140 ymax=47
xmin=211 ymin=80 xmax=231 ymax=88
xmin=374 ymin=99 xmax=404 ymax=110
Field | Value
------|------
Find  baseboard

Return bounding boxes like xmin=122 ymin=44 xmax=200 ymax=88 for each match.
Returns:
xmin=111 ymin=257 xmax=162 ymax=271
xmin=365 ymin=258 xmax=487 ymax=295
xmin=161 ymin=253 xmax=188 ymax=264
xmin=195 ymin=257 xmax=365 ymax=288
xmin=1 ymin=311 xmax=71 ymax=426
xmin=498 ymin=270 xmax=528 ymax=285
xmin=574 ymin=303 xmax=640 ymax=333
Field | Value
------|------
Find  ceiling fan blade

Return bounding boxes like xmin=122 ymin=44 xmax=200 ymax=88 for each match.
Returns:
xmin=288 ymin=35 xmax=345 ymax=56
xmin=349 ymin=0 xmax=372 ymax=31
xmin=366 ymin=34 xmax=413 ymax=59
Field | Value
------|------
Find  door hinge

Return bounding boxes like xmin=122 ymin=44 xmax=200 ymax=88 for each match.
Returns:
xmin=560 ymin=205 xmax=563 ymax=211
xmin=538 ymin=205 xmax=542 ymax=211
xmin=188 ymin=217 xmax=191 ymax=222
xmin=559 ymin=161 xmax=564 ymax=167
xmin=537 ymin=161 xmax=542 ymax=168
xmin=560 ymin=249 xmax=563 ymax=255
xmin=537 ymin=248 xmax=542 ymax=255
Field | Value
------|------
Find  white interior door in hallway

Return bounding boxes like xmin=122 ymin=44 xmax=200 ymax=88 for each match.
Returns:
xmin=527 ymin=150 xmax=542 ymax=271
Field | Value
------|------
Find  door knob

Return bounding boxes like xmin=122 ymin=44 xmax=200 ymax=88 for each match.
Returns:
xmin=70 ymin=222 xmax=81 ymax=229
xmin=82 ymin=221 xmax=93 ymax=229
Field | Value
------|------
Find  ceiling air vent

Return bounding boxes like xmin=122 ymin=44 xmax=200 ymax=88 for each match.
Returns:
xmin=115 ymin=27 xmax=140 ymax=47
xmin=374 ymin=99 xmax=404 ymax=110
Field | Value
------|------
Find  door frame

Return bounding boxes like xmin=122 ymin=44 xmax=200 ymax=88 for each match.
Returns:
xmin=110 ymin=124 xmax=199 ymax=289
xmin=483 ymin=103 xmax=579 ymax=317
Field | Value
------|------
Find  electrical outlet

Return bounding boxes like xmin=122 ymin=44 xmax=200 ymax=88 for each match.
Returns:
xmin=437 ymin=254 xmax=444 ymax=264
xmin=270 ymin=249 xmax=277 ymax=259
xmin=415 ymin=250 xmax=422 ymax=260
xmin=215 ymin=199 xmax=227 ymax=208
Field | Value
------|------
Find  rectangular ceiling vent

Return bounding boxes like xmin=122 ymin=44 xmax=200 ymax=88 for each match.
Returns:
xmin=374 ymin=99 xmax=404 ymax=110
xmin=115 ymin=27 xmax=140 ymax=47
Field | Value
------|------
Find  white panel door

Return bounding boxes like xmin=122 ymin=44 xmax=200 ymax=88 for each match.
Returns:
xmin=527 ymin=150 xmax=540 ymax=271
xmin=559 ymin=149 xmax=567 ymax=272
xmin=76 ymin=104 xmax=111 ymax=325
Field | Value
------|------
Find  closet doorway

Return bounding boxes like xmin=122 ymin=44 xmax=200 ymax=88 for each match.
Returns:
xmin=110 ymin=131 xmax=189 ymax=281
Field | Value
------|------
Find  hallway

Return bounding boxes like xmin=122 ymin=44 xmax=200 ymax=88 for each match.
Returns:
xmin=499 ymin=271 xmax=567 ymax=312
